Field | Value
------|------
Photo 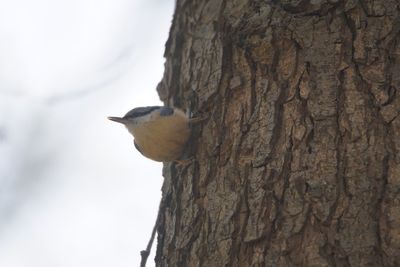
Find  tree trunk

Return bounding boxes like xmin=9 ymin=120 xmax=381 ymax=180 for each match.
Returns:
xmin=155 ymin=0 xmax=400 ymax=266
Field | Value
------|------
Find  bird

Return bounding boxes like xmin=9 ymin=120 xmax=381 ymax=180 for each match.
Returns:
xmin=108 ymin=106 xmax=192 ymax=162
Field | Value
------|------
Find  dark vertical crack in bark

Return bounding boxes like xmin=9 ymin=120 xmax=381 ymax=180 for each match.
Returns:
xmin=156 ymin=1 xmax=400 ymax=266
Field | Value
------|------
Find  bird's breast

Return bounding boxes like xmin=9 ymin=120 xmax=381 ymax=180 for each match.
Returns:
xmin=129 ymin=115 xmax=190 ymax=161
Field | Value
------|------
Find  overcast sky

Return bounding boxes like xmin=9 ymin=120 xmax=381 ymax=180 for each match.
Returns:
xmin=0 ymin=1 xmax=174 ymax=266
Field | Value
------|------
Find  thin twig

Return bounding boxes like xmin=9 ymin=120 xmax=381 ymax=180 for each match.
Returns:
xmin=140 ymin=197 xmax=163 ymax=267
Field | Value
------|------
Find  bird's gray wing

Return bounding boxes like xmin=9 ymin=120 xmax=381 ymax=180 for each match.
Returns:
xmin=159 ymin=107 xmax=174 ymax=116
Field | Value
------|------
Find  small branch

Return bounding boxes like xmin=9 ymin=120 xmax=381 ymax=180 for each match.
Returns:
xmin=140 ymin=197 xmax=163 ymax=267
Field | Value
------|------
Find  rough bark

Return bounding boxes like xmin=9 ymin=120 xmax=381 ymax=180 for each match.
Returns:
xmin=156 ymin=0 xmax=400 ymax=266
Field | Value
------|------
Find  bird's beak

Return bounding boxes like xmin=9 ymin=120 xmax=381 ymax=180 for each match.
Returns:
xmin=108 ymin=116 xmax=128 ymax=124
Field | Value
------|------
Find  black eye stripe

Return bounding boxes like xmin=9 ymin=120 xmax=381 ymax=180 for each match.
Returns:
xmin=123 ymin=106 xmax=161 ymax=119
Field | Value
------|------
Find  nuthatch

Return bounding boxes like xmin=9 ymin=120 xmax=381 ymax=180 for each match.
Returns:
xmin=108 ymin=106 xmax=191 ymax=162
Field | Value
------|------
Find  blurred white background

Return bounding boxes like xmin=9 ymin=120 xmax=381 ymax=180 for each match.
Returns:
xmin=0 ymin=0 xmax=174 ymax=266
